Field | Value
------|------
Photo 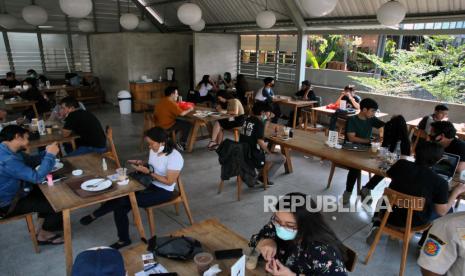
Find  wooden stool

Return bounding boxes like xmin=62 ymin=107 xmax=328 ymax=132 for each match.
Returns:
xmin=0 ymin=213 xmax=40 ymax=253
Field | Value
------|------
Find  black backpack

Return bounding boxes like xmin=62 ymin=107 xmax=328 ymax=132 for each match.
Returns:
xmin=147 ymin=235 xmax=203 ymax=261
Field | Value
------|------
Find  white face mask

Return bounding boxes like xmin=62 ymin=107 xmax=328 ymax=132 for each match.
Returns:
xmin=156 ymin=145 xmax=165 ymax=154
xmin=22 ymin=85 xmax=30 ymax=90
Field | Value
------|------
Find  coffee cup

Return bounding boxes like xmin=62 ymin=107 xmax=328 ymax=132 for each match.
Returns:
xmin=194 ymin=252 xmax=213 ymax=275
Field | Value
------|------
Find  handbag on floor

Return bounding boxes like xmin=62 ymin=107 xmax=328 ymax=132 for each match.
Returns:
xmin=147 ymin=235 xmax=203 ymax=261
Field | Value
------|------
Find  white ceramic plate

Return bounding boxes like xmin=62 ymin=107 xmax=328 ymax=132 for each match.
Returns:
xmin=80 ymin=178 xmax=112 ymax=192
xmin=36 ymin=161 xmax=64 ymax=172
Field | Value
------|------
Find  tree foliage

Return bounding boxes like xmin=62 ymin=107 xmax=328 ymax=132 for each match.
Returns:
xmin=351 ymin=36 xmax=465 ymax=103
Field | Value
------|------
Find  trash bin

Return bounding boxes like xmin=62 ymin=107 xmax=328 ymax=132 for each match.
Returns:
xmin=117 ymin=90 xmax=132 ymax=114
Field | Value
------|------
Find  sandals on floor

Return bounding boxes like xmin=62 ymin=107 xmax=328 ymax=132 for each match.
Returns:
xmin=110 ymin=240 xmax=132 ymax=250
xmin=37 ymin=234 xmax=64 ymax=245
xmin=207 ymin=141 xmax=218 ymax=151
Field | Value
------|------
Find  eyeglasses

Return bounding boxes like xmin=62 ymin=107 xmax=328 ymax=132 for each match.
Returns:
xmin=271 ymin=215 xmax=297 ymax=231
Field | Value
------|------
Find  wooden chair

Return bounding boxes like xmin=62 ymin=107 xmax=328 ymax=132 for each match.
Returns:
xmin=143 ymin=177 xmax=194 ymax=237
xmin=364 ymin=188 xmax=431 ymax=276
xmin=0 ymin=213 xmax=40 ymax=253
xmin=140 ymin=112 xmax=155 ymax=151
xmin=245 ymin=91 xmax=255 ymax=115
xmin=411 ymin=127 xmax=427 ymax=155
xmin=218 ymin=163 xmax=269 ymax=201
xmin=103 ymin=125 xmax=121 ymax=168
xmin=343 ymin=244 xmax=358 ymax=272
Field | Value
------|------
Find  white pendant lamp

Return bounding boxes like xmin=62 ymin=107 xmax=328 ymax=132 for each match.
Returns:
xmin=376 ymin=0 xmax=407 ymax=26
xmin=59 ymin=0 xmax=92 ymax=18
xmin=0 ymin=13 xmax=17 ymax=29
xmin=190 ymin=18 xmax=205 ymax=31
xmin=299 ymin=0 xmax=338 ymax=17
xmin=120 ymin=13 xmax=139 ymax=30
xmin=78 ymin=19 xmax=94 ymax=32
xmin=256 ymin=10 xmax=276 ymax=29
xmin=137 ymin=19 xmax=151 ymax=31
xmin=22 ymin=4 xmax=48 ymax=26
xmin=177 ymin=2 xmax=202 ymax=25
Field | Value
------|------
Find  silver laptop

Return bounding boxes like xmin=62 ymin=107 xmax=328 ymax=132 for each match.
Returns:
xmin=432 ymin=153 xmax=460 ymax=184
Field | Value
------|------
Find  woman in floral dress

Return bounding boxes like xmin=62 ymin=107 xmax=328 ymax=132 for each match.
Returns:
xmin=250 ymin=193 xmax=348 ymax=275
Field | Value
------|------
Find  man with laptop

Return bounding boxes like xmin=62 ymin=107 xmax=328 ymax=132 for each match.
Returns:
xmin=342 ymin=98 xmax=385 ymax=205
xmin=430 ymin=121 xmax=465 ymax=174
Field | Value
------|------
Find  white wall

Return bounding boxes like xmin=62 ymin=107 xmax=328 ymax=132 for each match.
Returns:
xmin=194 ymin=33 xmax=238 ymax=85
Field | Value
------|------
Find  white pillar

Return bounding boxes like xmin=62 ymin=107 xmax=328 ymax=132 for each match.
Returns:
xmin=295 ymin=30 xmax=308 ymax=90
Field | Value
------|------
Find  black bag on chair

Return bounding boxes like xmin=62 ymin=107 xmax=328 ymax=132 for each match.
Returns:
xmin=147 ymin=236 xmax=203 ymax=261
xmin=128 ymin=171 xmax=152 ymax=188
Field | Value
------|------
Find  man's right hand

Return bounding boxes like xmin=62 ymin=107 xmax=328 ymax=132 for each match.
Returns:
xmin=46 ymin=142 xmax=60 ymax=156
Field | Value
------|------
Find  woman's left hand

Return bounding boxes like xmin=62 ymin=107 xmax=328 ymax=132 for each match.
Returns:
xmin=132 ymin=164 xmax=150 ymax=174
xmin=265 ymin=259 xmax=295 ymax=276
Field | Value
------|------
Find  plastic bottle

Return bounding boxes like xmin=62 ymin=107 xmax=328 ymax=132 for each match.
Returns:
xmin=102 ymin=158 xmax=108 ymax=171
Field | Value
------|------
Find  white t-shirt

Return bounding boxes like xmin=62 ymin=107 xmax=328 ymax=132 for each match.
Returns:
xmin=255 ymin=87 xmax=269 ymax=102
xmin=198 ymin=83 xmax=213 ymax=97
xmin=417 ymin=212 xmax=465 ymax=276
xmin=148 ymin=148 xmax=184 ymax=192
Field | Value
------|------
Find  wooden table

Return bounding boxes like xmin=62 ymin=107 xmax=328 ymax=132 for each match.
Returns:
xmin=407 ymin=117 xmax=465 ymax=139
xmin=265 ymin=124 xmax=387 ymax=179
xmin=185 ymin=107 xmax=233 ymax=152
xmin=310 ymin=106 xmax=389 ymax=128
xmin=28 ymin=130 xmax=79 ymax=152
xmin=4 ymin=99 xmax=39 ymax=118
xmin=273 ymin=97 xmax=318 ymax=128
xmin=123 ymin=218 xmax=266 ymax=276
xmin=39 ymin=153 xmax=146 ymax=276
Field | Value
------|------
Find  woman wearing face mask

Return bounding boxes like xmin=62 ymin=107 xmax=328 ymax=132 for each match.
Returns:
xmin=19 ymin=78 xmax=52 ymax=120
xmin=249 ymin=193 xmax=348 ymax=275
xmin=79 ymin=127 xmax=184 ymax=249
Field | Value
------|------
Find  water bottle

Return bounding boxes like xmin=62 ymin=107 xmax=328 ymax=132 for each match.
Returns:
xmin=395 ymin=141 xmax=401 ymax=158
xmin=102 ymin=158 xmax=108 ymax=171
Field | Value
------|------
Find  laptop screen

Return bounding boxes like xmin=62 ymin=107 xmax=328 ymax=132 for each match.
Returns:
xmin=432 ymin=153 xmax=460 ymax=178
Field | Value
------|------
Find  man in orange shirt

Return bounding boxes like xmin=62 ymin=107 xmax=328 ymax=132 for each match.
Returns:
xmin=154 ymin=86 xmax=193 ymax=151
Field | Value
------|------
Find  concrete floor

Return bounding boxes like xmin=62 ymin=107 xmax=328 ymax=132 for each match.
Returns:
xmin=1 ymin=104 xmax=462 ymax=275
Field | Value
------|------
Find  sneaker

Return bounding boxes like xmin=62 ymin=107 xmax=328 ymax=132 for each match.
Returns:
xmin=366 ymin=226 xmax=379 ymax=245
xmin=342 ymin=191 xmax=351 ymax=205
xmin=360 ymin=188 xmax=373 ymax=205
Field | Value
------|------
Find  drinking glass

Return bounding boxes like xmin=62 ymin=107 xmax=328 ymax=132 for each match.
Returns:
xmin=116 ymin=168 xmax=127 ymax=181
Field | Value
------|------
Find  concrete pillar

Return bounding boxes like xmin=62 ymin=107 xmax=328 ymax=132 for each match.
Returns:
xmin=295 ymin=30 xmax=307 ymax=90
xmin=375 ymin=34 xmax=386 ymax=75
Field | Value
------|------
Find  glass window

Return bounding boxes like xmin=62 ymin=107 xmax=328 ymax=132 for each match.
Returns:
xmin=72 ymin=34 xmax=91 ymax=72
xmin=0 ymin=33 xmax=10 ymax=76
xmin=277 ymin=35 xmax=297 ymax=82
xmin=42 ymin=34 xmax=71 ymax=72
xmin=239 ymin=35 xmax=257 ymax=77
xmin=258 ymin=35 xmax=276 ymax=78
xmin=7 ymin=32 xmax=42 ymax=75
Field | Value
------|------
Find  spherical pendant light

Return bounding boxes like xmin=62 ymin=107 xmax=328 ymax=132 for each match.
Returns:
xmin=0 ymin=13 xmax=18 ymax=29
xmin=78 ymin=19 xmax=94 ymax=32
xmin=177 ymin=3 xmax=202 ymax=25
xmin=22 ymin=5 xmax=48 ymax=26
xmin=59 ymin=0 xmax=93 ymax=18
xmin=299 ymin=0 xmax=338 ymax=17
xmin=120 ymin=13 xmax=139 ymax=30
xmin=137 ymin=19 xmax=151 ymax=31
xmin=376 ymin=0 xmax=407 ymax=26
xmin=190 ymin=19 xmax=205 ymax=31
xmin=256 ymin=10 xmax=276 ymax=29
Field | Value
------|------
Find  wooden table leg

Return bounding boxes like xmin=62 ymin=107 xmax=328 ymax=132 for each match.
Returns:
xmin=186 ymin=120 xmax=200 ymax=153
xmin=292 ymin=106 xmax=298 ymax=129
xmin=129 ymin=192 xmax=146 ymax=242
xmin=312 ymin=109 xmax=317 ymax=128
xmin=63 ymin=209 xmax=73 ymax=276
xmin=32 ymin=103 xmax=39 ymax=119
xmin=70 ymin=139 xmax=77 ymax=151
xmin=281 ymin=146 xmax=293 ymax=174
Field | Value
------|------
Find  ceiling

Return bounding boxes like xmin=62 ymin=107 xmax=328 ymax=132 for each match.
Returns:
xmin=1 ymin=0 xmax=465 ymax=33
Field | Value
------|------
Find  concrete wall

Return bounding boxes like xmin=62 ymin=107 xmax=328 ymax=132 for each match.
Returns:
xmin=90 ymin=33 xmax=129 ymax=105
xmin=91 ymin=33 xmax=192 ymax=104
xmin=306 ymin=68 xmax=374 ymax=90
xmin=313 ymin=86 xmax=465 ymax=123
xmin=194 ymin=33 xmax=238 ymax=85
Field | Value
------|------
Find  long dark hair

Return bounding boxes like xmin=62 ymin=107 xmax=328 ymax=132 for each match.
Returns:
xmin=0 ymin=125 xmax=29 ymax=142
xmin=275 ymin=192 xmax=348 ymax=262
xmin=144 ymin=127 xmax=176 ymax=155
xmin=198 ymin=75 xmax=210 ymax=86
xmin=382 ymin=115 xmax=410 ymax=155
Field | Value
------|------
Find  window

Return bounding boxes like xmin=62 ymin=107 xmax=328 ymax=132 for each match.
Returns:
xmin=0 ymin=34 xmax=10 ymax=75
xmin=42 ymin=34 xmax=72 ymax=72
xmin=7 ymin=32 xmax=42 ymax=75
xmin=239 ymin=34 xmax=297 ymax=82
xmin=72 ymin=35 xmax=91 ymax=72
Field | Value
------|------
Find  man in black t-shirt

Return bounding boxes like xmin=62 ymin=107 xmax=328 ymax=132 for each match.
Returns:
xmin=240 ymin=103 xmax=285 ymax=185
xmin=366 ymin=142 xmax=465 ymax=244
xmin=287 ymin=80 xmax=320 ymax=127
xmin=430 ymin=121 xmax=465 ymax=173
xmin=335 ymin=85 xmax=361 ymax=110
xmin=0 ymin=72 xmax=20 ymax=88
xmin=60 ymin=96 xmax=107 ymax=156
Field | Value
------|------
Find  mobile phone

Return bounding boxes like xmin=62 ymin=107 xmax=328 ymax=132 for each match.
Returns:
xmin=214 ymin=248 xmax=243 ymax=259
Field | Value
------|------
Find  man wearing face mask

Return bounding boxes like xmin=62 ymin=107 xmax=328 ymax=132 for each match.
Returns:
xmin=430 ymin=121 xmax=465 ymax=173
xmin=240 ymin=102 xmax=285 ymax=186
xmin=255 ymin=77 xmax=281 ymax=123
xmin=26 ymin=69 xmax=48 ymax=87
xmin=19 ymin=78 xmax=52 ymax=120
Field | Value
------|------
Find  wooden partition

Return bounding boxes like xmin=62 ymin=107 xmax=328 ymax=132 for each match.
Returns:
xmin=130 ymin=81 xmax=176 ymax=112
